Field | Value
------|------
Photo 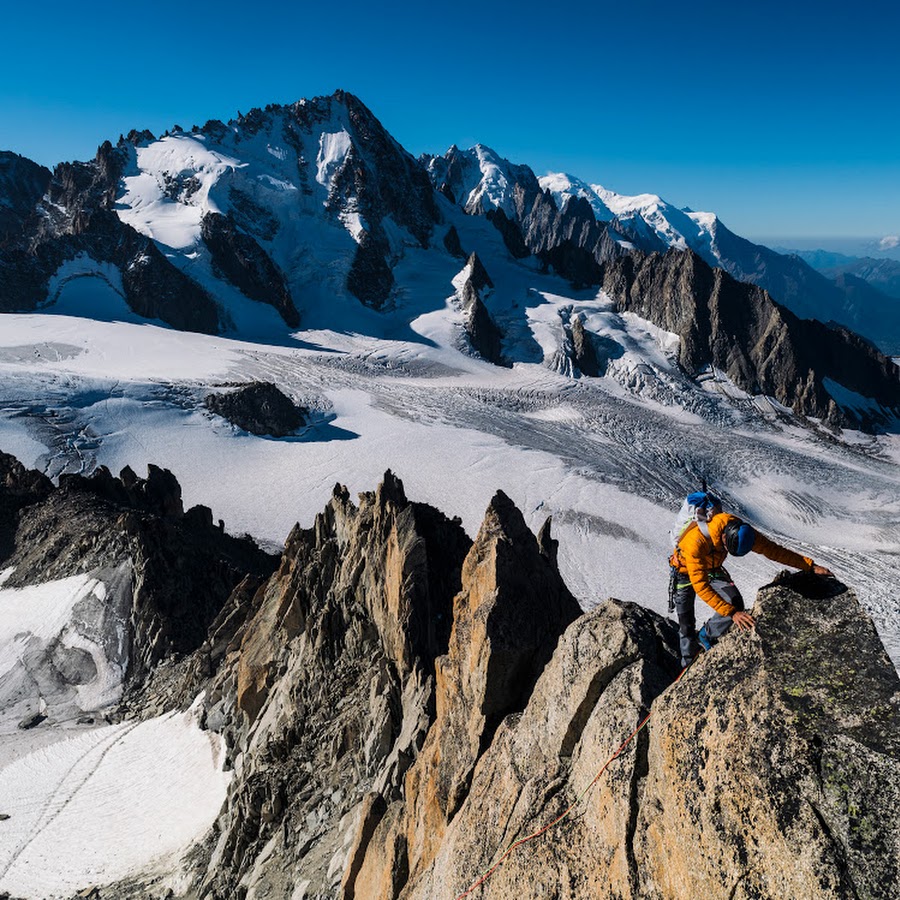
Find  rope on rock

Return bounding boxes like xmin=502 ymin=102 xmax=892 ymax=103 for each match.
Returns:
xmin=453 ymin=661 xmax=693 ymax=899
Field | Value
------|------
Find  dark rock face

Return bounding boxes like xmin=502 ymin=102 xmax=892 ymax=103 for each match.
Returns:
xmin=0 ymin=454 xmax=277 ymax=682
xmin=0 ymin=142 xmax=222 ymax=332
xmin=204 ymin=382 xmax=307 ymax=437
xmin=485 ymin=208 xmax=530 ymax=259
xmin=466 ymin=251 xmax=493 ymax=292
xmin=201 ymin=213 xmax=299 ymax=327
xmin=455 ymin=254 xmax=505 ymax=366
xmin=346 ymin=231 xmax=395 ymax=309
xmin=187 ymin=472 xmax=472 ymax=898
xmin=600 ymin=249 xmax=900 ymax=428
xmin=571 ymin=312 xmax=601 ymax=376
xmin=0 ymin=450 xmax=53 ymax=563
xmin=459 ymin=280 xmax=504 ymax=365
xmin=0 ymin=151 xmax=52 ymax=241
xmin=699 ymin=221 xmax=900 ymax=355
xmin=442 ymin=224 xmax=465 ymax=259
xmin=0 ymin=152 xmax=66 ymax=312
xmin=117 ymin=228 xmax=221 ymax=332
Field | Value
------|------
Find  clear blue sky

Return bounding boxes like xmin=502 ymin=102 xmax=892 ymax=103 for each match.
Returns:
xmin=2 ymin=0 xmax=897 ymax=239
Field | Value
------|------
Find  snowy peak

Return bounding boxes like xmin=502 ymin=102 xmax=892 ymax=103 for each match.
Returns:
xmin=115 ymin=90 xmax=438 ymax=255
xmin=425 ymin=146 xmax=725 ymax=270
xmin=423 ymin=143 xmax=541 ymax=217
xmin=539 ymin=172 xmax=615 ymax=222
xmin=540 ymin=173 xmax=720 ymax=258
xmin=63 ymin=91 xmax=443 ymax=326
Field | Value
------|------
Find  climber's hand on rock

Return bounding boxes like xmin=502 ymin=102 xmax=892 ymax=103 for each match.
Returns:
xmin=732 ymin=610 xmax=756 ymax=631
xmin=812 ymin=564 xmax=833 ymax=577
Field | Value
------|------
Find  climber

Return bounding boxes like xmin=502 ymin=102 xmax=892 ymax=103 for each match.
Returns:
xmin=669 ymin=491 xmax=833 ymax=667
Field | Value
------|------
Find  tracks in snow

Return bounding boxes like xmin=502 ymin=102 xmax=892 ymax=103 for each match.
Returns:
xmin=0 ymin=721 xmax=142 ymax=883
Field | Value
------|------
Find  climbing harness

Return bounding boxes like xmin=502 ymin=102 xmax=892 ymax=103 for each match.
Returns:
xmin=452 ymin=662 xmax=694 ymax=899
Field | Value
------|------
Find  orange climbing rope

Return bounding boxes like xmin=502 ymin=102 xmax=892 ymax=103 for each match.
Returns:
xmin=453 ymin=662 xmax=692 ymax=899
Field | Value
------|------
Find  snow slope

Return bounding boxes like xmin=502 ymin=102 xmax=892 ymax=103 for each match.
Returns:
xmin=0 ymin=572 xmax=230 ymax=898
xmin=0 ymin=705 xmax=230 ymax=898
xmin=0 ymin=570 xmax=130 ymax=730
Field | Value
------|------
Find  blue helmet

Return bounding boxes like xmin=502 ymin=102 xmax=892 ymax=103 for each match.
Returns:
xmin=723 ymin=520 xmax=756 ymax=556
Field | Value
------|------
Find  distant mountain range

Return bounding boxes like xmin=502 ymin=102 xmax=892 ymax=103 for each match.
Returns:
xmin=0 ymin=90 xmax=897 ymax=427
xmin=424 ymin=146 xmax=900 ymax=355
xmin=776 ymin=247 xmax=900 ymax=302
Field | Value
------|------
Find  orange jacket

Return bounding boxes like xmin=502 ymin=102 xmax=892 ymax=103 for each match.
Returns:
xmin=673 ymin=512 xmax=814 ymax=617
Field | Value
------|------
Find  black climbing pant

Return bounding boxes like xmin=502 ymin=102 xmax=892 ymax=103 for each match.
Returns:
xmin=672 ymin=568 xmax=745 ymax=666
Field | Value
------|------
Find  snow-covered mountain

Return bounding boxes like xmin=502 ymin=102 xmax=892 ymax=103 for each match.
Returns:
xmin=540 ymin=171 xmax=717 ymax=254
xmin=2 ymin=101 xmax=896 ymax=427
xmin=1 ymin=90 xmax=900 ymax=896
xmin=112 ymin=93 xmax=438 ymax=323
xmin=424 ymin=145 xmax=900 ymax=354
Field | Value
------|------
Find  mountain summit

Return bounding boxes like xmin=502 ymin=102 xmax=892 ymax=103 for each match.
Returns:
xmin=0 ymin=89 xmax=898 ymax=430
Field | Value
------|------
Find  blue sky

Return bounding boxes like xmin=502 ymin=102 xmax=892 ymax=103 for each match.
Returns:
xmin=2 ymin=0 xmax=897 ymax=240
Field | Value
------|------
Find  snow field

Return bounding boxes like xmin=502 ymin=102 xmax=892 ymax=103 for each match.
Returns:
xmin=0 ymin=310 xmax=897 ymax=666
xmin=0 ymin=707 xmax=230 ymax=898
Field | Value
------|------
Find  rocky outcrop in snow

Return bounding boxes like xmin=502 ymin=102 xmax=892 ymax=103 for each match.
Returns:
xmin=204 ymin=381 xmax=308 ymax=437
xmin=570 ymin=310 xmax=601 ymax=377
xmin=456 ymin=254 xmax=505 ymax=366
xmin=460 ymin=254 xmax=501 ymax=362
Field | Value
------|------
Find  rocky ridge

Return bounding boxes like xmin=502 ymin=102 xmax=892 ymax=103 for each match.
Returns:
xmin=79 ymin=471 xmax=900 ymax=900
xmin=421 ymin=148 xmax=899 ymax=426
xmin=599 ymin=249 xmax=900 ymax=427
xmin=429 ymin=146 xmax=900 ymax=355
xmin=0 ymin=451 xmax=277 ymax=722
